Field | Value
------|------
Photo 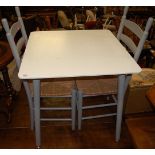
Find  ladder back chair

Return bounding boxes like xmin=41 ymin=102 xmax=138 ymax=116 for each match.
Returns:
xmin=76 ymin=6 xmax=153 ymax=141
xmin=117 ymin=6 xmax=153 ymax=92
xmin=2 ymin=6 xmax=76 ymax=148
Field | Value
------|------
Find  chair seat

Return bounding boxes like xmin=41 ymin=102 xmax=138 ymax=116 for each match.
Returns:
xmin=130 ymin=68 xmax=155 ymax=88
xmin=29 ymin=80 xmax=75 ymax=97
xmin=98 ymin=77 xmax=118 ymax=95
xmin=76 ymin=76 xmax=117 ymax=96
xmin=76 ymin=78 xmax=103 ymax=96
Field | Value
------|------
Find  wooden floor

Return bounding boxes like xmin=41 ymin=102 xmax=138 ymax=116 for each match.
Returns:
xmin=0 ymin=86 xmax=133 ymax=149
xmin=126 ymin=115 xmax=155 ymax=149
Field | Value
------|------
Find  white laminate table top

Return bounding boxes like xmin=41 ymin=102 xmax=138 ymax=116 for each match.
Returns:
xmin=18 ymin=30 xmax=141 ymax=79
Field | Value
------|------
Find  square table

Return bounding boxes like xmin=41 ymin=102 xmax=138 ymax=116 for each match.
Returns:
xmin=18 ymin=30 xmax=141 ymax=147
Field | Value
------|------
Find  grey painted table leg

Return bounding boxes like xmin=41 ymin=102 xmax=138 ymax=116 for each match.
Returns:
xmin=116 ymin=74 xmax=126 ymax=142
xmin=123 ymin=75 xmax=132 ymax=97
xmin=33 ymin=80 xmax=41 ymax=148
xmin=71 ymin=89 xmax=76 ymax=130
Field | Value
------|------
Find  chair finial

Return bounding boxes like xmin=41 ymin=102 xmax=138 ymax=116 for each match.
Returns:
xmin=1 ymin=18 xmax=10 ymax=33
xmin=15 ymin=6 xmax=21 ymax=18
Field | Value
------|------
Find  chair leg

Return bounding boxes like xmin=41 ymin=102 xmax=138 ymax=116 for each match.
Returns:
xmin=23 ymin=81 xmax=34 ymax=130
xmin=71 ymin=89 xmax=76 ymax=130
xmin=78 ymin=90 xmax=83 ymax=130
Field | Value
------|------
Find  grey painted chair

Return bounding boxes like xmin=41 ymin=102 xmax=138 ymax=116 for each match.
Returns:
xmin=1 ymin=6 xmax=76 ymax=148
xmin=76 ymin=6 xmax=153 ymax=139
xmin=117 ymin=6 xmax=153 ymax=92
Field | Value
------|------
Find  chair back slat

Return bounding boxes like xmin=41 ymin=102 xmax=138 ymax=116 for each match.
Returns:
xmin=134 ymin=17 xmax=153 ymax=61
xmin=120 ymin=34 xmax=137 ymax=54
xmin=124 ymin=19 xmax=143 ymax=39
xmin=10 ymin=21 xmax=21 ymax=38
xmin=16 ymin=37 xmax=25 ymax=55
xmin=117 ymin=6 xmax=153 ymax=62
xmin=6 ymin=33 xmax=21 ymax=69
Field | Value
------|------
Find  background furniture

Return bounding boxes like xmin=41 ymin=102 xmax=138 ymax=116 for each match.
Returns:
xmin=57 ymin=10 xmax=73 ymax=29
xmin=0 ymin=41 xmax=16 ymax=122
xmin=0 ymin=78 xmax=8 ymax=120
xmin=146 ymin=83 xmax=155 ymax=107
xmin=124 ymin=68 xmax=155 ymax=114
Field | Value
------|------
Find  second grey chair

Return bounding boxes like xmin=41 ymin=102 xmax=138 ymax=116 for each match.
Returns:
xmin=76 ymin=6 xmax=153 ymax=142
xmin=117 ymin=6 xmax=153 ymax=92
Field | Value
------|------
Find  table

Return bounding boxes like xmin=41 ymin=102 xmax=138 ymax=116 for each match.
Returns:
xmin=18 ymin=30 xmax=141 ymax=147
